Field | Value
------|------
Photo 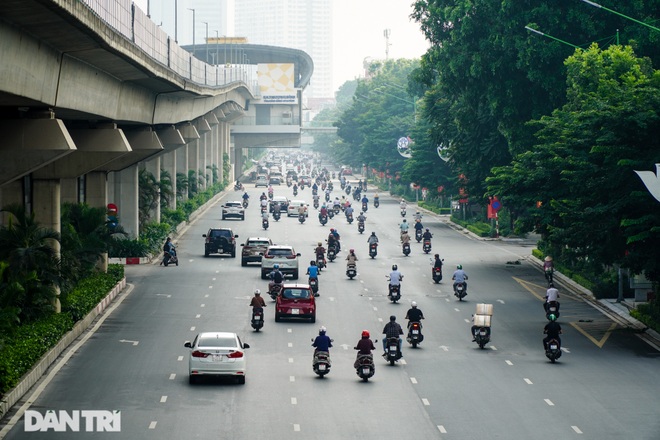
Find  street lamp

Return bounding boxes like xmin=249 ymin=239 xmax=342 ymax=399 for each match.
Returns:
xmin=524 ymin=25 xmax=581 ymax=49
xmin=188 ymin=8 xmax=195 ymax=56
xmin=174 ymin=0 xmax=178 ymax=43
xmin=214 ymin=30 xmax=219 ymax=66
xmin=202 ymin=21 xmax=209 ymax=63
xmin=580 ymin=0 xmax=660 ymax=33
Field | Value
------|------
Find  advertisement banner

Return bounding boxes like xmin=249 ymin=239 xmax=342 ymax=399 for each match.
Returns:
xmin=258 ymin=64 xmax=297 ymax=104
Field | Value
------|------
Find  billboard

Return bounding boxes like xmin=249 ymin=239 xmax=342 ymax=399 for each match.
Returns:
xmin=258 ymin=63 xmax=297 ymax=104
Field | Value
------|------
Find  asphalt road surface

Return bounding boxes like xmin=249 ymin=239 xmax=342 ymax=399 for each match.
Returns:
xmin=2 ymin=176 xmax=659 ymax=440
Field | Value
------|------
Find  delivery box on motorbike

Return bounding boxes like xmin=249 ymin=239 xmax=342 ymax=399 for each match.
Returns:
xmin=473 ymin=314 xmax=492 ymax=327
xmin=475 ymin=303 xmax=493 ymax=316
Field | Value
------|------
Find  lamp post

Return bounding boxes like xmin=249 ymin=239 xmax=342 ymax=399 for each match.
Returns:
xmin=188 ymin=8 xmax=195 ymax=56
xmin=223 ymin=35 xmax=227 ymax=65
xmin=214 ymin=30 xmax=219 ymax=65
xmin=524 ymin=26 xmax=581 ymax=49
xmin=371 ymin=87 xmax=417 ymax=122
xmin=580 ymin=0 xmax=660 ymax=33
xmin=202 ymin=21 xmax=209 ymax=63
xmin=174 ymin=0 xmax=178 ymax=43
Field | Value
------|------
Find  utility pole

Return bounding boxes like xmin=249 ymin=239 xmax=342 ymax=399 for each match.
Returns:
xmin=383 ymin=29 xmax=391 ymax=59
xmin=202 ymin=21 xmax=209 ymax=63
xmin=188 ymin=8 xmax=195 ymax=56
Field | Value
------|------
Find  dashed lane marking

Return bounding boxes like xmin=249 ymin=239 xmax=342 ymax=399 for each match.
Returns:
xmin=288 ymin=342 xmax=293 ymax=347
xmin=544 ymin=399 xmax=554 ymax=406
xmin=287 ymin=328 xmax=292 ymax=333
xmin=293 ymin=424 xmax=301 ymax=432
xmin=290 ymin=376 xmax=295 ymax=382
xmin=438 ymin=426 xmax=447 ymax=434
xmin=422 ymin=398 xmax=430 ymax=406
xmin=190 ymin=326 xmax=195 ymax=331
xmin=160 ymin=396 xmax=167 ymax=403
xmin=169 ymin=374 xmax=176 ymax=380
xmin=400 ymin=359 xmax=407 ymax=365
xmin=289 ymin=358 xmax=294 ymax=363
xmin=410 ymin=377 xmax=417 ymax=384
xmin=177 ymin=356 xmax=183 ymax=361
xmin=291 ymin=397 xmax=297 ymax=405
xmin=196 ymin=314 xmax=201 ymax=318
xmin=524 ymin=378 xmax=533 ymax=385
xmin=572 ymin=426 xmax=583 ymax=434
xmin=505 ymin=360 xmax=513 ymax=365
xmin=149 ymin=421 xmax=157 ymax=429
xmin=200 ymin=304 xmax=206 ymax=307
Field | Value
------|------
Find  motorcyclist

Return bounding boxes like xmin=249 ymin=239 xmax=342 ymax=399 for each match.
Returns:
xmin=544 ymin=283 xmax=560 ymax=313
xmin=327 ymin=231 xmax=338 ymax=253
xmin=333 ymin=197 xmax=341 ymax=210
xmin=361 ymin=194 xmax=369 ymax=207
xmin=312 ymin=326 xmax=333 ymax=354
xmin=452 ymin=264 xmax=468 ymax=295
xmin=319 ymin=204 xmax=329 ymax=218
xmin=260 ymin=192 xmax=267 ymax=201
xmin=307 ymin=260 xmax=319 ymax=279
xmin=422 ymin=228 xmax=433 ymax=241
xmin=388 ymin=264 xmax=403 ymax=293
xmin=331 ymin=228 xmax=341 ymax=252
xmin=346 ymin=248 xmax=358 ymax=268
xmin=272 ymin=202 xmax=281 ymax=216
xmin=414 ymin=211 xmax=423 ymax=222
xmin=261 ymin=209 xmax=269 ymax=221
xmin=260 ymin=197 xmax=268 ymax=212
xmin=345 ymin=203 xmax=354 ymax=219
xmin=235 ymin=179 xmax=242 ymax=190
xmin=400 ymin=230 xmax=411 ymax=245
xmin=293 ymin=183 xmax=298 ymax=193
xmin=414 ymin=219 xmax=424 ymax=234
xmin=315 ymin=242 xmax=326 ymax=266
xmin=242 ymin=191 xmax=250 ymax=202
xmin=382 ymin=315 xmax=404 ymax=356
xmin=433 ymin=254 xmax=443 ymax=270
xmin=312 ymin=182 xmax=318 ymax=193
xmin=267 ymin=184 xmax=274 ymax=196
xmin=297 ymin=204 xmax=306 ymax=217
xmin=268 ymin=264 xmax=284 ymax=285
xmin=543 ymin=314 xmax=562 ymax=350
xmin=249 ymin=289 xmax=266 ymax=312
xmin=399 ymin=219 xmax=409 ymax=235
xmin=400 ymin=199 xmax=407 ymax=211
xmin=367 ymin=232 xmax=379 ymax=246
xmin=543 ymin=256 xmax=555 ymax=284
xmin=160 ymin=237 xmax=175 ymax=265
xmin=374 ymin=192 xmax=379 ymax=203
xmin=405 ymin=301 xmax=425 ymax=329
xmin=354 ymin=330 xmax=376 ymax=368
xmin=357 ymin=212 xmax=367 ymax=223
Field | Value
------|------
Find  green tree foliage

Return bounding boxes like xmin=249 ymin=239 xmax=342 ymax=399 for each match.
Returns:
xmin=487 ymin=44 xmax=660 ymax=280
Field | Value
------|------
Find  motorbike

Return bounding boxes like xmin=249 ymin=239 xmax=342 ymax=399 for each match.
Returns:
xmin=309 ymin=277 xmax=319 ymax=296
xmin=262 ymin=218 xmax=269 ymax=230
xmin=346 ymin=213 xmax=354 ymax=224
xmin=362 ymin=202 xmax=368 ymax=212
xmin=387 ymin=283 xmax=401 ymax=303
xmin=268 ymin=282 xmax=283 ymax=300
xmin=432 ymin=266 xmax=443 ymax=283
xmin=273 ymin=210 xmax=281 ymax=221
xmin=316 ymin=254 xmax=326 ymax=271
xmin=545 ymin=269 xmax=554 ymax=286
xmin=162 ymin=247 xmax=179 ymax=267
xmin=423 ymin=239 xmax=432 ymax=254
xmin=385 ymin=337 xmax=402 ymax=365
xmin=313 ymin=199 xmax=319 ymax=209
xmin=346 ymin=263 xmax=357 ymax=279
xmin=340 ymin=181 xmax=346 ymax=190
xmin=268 ymin=192 xmax=273 ymax=200
xmin=325 ymin=193 xmax=330 ymax=202
xmin=374 ymin=198 xmax=379 ymax=208
xmin=473 ymin=327 xmax=491 ymax=349
xmin=312 ymin=348 xmax=332 ymax=378
xmin=357 ymin=221 xmax=365 ymax=234
xmin=251 ymin=307 xmax=265 ymax=331
xmin=407 ymin=322 xmax=424 ymax=348
xmin=261 ymin=205 xmax=268 ymax=214
xmin=319 ymin=214 xmax=328 ymax=226
xmin=298 ymin=213 xmax=306 ymax=224
xmin=415 ymin=229 xmax=423 ymax=243
xmin=545 ymin=301 xmax=560 ymax=320
xmin=234 ymin=183 xmax=243 ymax=191
xmin=355 ymin=353 xmax=375 ymax=381
xmin=402 ymin=242 xmax=411 ymax=256
xmin=242 ymin=199 xmax=249 ymax=209
xmin=333 ymin=205 xmax=341 ymax=214
xmin=328 ymin=209 xmax=335 ymax=219
xmin=327 ymin=245 xmax=337 ymax=262
xmin=287 ymin=180 xmax=292 ymax=188
xmin=369 ymin=243 xmax=378 ymax=259
xmin=401 ymin=208 xmax=406 ymax=217
xmin=454 ymin=282 xmax=467 ymax=301
xmin=312 ymin=189 xmax=318 ymax=196
xmin=545 ymin=338 xmax=562 ymax=363
xmin=345 ymin=186 xmax=351 ymax=195
xmin=293 ymin=188 xmax=298 ymax=196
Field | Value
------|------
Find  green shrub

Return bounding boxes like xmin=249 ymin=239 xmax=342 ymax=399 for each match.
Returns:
xmin=108 ymin=238 xmax=150 ymax=258
xmin=62 ymin=266 xmax=124 ymax=321
xmin=631 ymin=306 xmax=660 ymax=333
xmin=162 ymin=208 xmax=186 ymax=226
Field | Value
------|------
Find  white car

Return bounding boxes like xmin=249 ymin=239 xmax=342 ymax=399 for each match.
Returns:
xmin=270 ymin=195 xmax=289 ymax=212
xmin=260 ymin=245 xmax=301 ymax=279
xmin=221 ymin=201 xmax=245 ymax=220
xmin=287 ymin=200 xmax=309 ymax=217
xmin=299 ymin=175 xmax=312 ymax=186
xmin=255 ymin=175 xmax=268 ymax=187
xmin=185 ymin=332 xmax=250 ymax=384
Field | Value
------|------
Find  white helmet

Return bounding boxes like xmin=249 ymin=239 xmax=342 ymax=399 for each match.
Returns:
xmin=254 ymin=289 xmax=261 ymax=295
xmin=411 ymin=301 xmax=417 ymax=308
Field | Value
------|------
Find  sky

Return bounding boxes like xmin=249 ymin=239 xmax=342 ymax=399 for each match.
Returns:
xmin=133 ymin=0 xmax=430 ymax=93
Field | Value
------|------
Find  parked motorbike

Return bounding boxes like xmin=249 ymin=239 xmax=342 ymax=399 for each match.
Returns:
xmin=268 ymin=282 xmax=283 ymax=300
xmin=407 ymin=321 xmax=423 ymax=348
xmin=162 ymin=247 xmax=179 ymax=267
xmin=374 ymin=198 xmax=379 ymax=208
xmin=346 ymin=213 xmax=354 ymax=224
xmin=262 ymin=218 xmax=269 ymax=230
xmin=415 ymin=229 xmax=423 ymax=243
xmin=355 ymin=353 xmax=375 ymax=381
xmin=357 ymin=221 xmax=365 ymax=234
xmin=454 ymin=282 xmax=467 ymax=301
xmin=309 ymin=277 xmax=319 ymax=296
xmin=423 ymin=239 xmax=432 ymax=254
xmin=545 ymin=338 xmax=562 ymax=363
xmin=251 ymin=307 xmax=265 ymax=331
xmin=369 ymin=243 xmax=378 ymax=259
xmin=432 ymin=266 xmax=443 ymax=283
xmin=402 ymin=242 xmax=411 ymax=256
xmin=385 ymin=337 xmax=402 ymax=365
xmin=298 ymin=213 xmax=306 ymax=224
xmin=346 ymin=263 xmax=357 ymax=279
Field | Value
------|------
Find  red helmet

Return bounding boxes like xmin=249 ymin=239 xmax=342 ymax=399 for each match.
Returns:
xmin=361 ymin=330 xmax=370 ymax=338
xmin=330 ymin=228 xmax=335 ymax=232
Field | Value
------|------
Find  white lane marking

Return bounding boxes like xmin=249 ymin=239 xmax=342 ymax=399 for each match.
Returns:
xmin=505 ymin=360 xmax=513 ymax=366
xmin=204 ymin=294 xmax=209 ymax=298
xmin=215 ymin=270 xmax=219 ymax=273
xmin=209 ymin=286 xmax=213 ymax=289
xmin=190 ymin=326 xmax=196 ymax=331
xmin=378 ymin=318 xmax=383 ymax=322
xmin=291 ymin=397 xmax=297 ymax=405
xmin=524 ymin=378 xmax=533 ymax=385
xmin=340 ymin=344 xmax=349 ymax=350
xmin=177 ymin=356 xmax=184 ymax=361
xmin=212 ymin=278 xmax=216 ymax=281
xmin=188 ymin=259 xmax=193 ymax=263
xmin=437 ymin=289 xmax=442 ymax=293
xmin=544 ymin=399 xmax=554 ymax=406
xmin=497 ymin=299 xmax=505 ymax=304
xmin=400 ymin=359 xmax=407 ymax=365
xmin=290 ymin=376 xmax=295 ymax=382
xmin=437 ymin=425 xmax=447 ymax=434
xmin=373 ymin=307 xmax=378 ymax=311
xmin=454 ymin=308 xmax=460 ymax=312
xmin=410 ymin=377 xmax=417 ymax=384
xmin=288 ymin=342 xmax=293 ymax=347
xmin=289 ymin=358 xmax=294 ymax=363
xmin=329 ymin=297 xmax=335 ymax=301
xmin=561 ymin=347 xmax=571 ymax=353
xmin=364 ymin=288 xmax=369 ymax=292
xmin=160 ymin=396 xmax=167 ymax=403
xmin=200 ymin=304 xmax=206 ymax=307
xmin=490 ymin=346 xmax=498 ymax=351
xmin=293 ymin=424 xmax=301 ymax=432
xmin=149 ymin=421 xmax=157 ymax=429
xmin=439 ymin=346 xmax=449 ymax=351
xmin=464 ymin=319 xmax=470 ymax=323
xmin=571 ymin=426 xmax=583 ymax=434
xmin=445 ymin=298 xmax=450 ymax=302
xmin=360 ymin=280 xmax=364 ymax=284
xmin=155 ymin=294 xmax=171 ymax=298
xmin=195 ymin=314 xmax=201 ymax=318
xmin=287 ymin=328 xmax=292 ymax=333
xmin=169 ymin=374 xmax=176 ymax=380
xmin=422 ymin=398 xmax=430 ymax=406
xmin=369 ymin=297 xmax=373 ymax=301
xmin=119 ymin=339 xmax=139 ymax=346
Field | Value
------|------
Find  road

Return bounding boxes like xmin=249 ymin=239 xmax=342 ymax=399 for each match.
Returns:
xmin=3 ymin=175 xmax=659 ymax=439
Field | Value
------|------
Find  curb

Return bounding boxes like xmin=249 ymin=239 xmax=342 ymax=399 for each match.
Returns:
xmin=0 ymin=278 xmax=127 ymax=418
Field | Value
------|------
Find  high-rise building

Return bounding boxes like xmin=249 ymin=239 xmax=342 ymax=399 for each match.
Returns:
xmin=234 ymin=0 xmax=333 ymax=104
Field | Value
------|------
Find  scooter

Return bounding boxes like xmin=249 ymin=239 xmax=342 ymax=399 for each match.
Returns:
xmin=319 ymin=214 xmax=328 ymax=225
xmin=234 ymin=183 xmax=244 ymax=191
xmin=293 ymin=188 xmax=298 ymax=196
xmin=374 ymin=198 xmax=379 ymax=208
xmin=473 ymin=326 xmax=491 ymax=349
xmin=369 ymin=243 xmax=378 ymax=259
xmin=333 ymin=205 xmax=341 ymax=214
xmin=309 ymin=277 xmax=319 ymax=296
xmin=242 ymin=199 xmax=249 ymax=209
xmin=545 ymin=338 xmax=562 ymax=363
xmin=355 ymin=352 xmax=376 ymax=381
xmin=273 ymin=210 xmax=281 ymax=221
xmin=313 ymin=199 xmax=319 ymax=209
xmin=346 ymin=213 xmax=354 ymax=224
xmin=388 ymin=284 xmax=401 ymax=303
xmin=545 ymin=269 xmax=554 ymax=286
xmin=385 ymin=337 xmax=402 ymax=365
xmin=415 ymin=229 xmax=423 ymax=243
xmin=316 ymin=254 xmax=326 ymax=271
xmin=401 ymin=208 xmax=406 ymax=217
xmin=346 ymin=263 xmax=357 ymax=279
xmin=357 ymin=221 xmax=365 ymax=234
xmin=325 ymin=193 xmax=330 ymax=202
xmin=362 ymin=202 xmax=368 ymax=212
xmin=454 ymin=282 xmax=467 ymax=301
xmin=251 ymin=307 xmax=265 ymax=331
xmin=162 ymin=247 xmax=179 ymax=267
xmin=298 ymin=213 xmax=306 ymax=224
xmin=262 ymin=218 xmax=269 ymax=230
xmin=268 ymin=282 xmax=283 ymax=300
xmin=423 ymin=239 xmax=432 ymax=254
xmin=327 ymin=245 xmax=337 ymax=262
xmin=268 ymin=192 xmax=273 ymax=200
xmin=432 ymin=266 xmax=443 ymax=283
xmin=545 ymin=302 xmax=560 ymax=320
xmin=402 ymin=242 xmax=411 ymax=256
xmin=407 ymin=322 xmax=423 ymax=348
xmin=312 ymin=348 xmax=332 ymax=378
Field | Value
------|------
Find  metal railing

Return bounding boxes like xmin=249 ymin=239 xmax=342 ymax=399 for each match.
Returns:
xmin=79 ymin=0 xmax=256 ymax=93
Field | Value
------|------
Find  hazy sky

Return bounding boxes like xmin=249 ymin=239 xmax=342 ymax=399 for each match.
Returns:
xmin=134 ymin=0 xmax=430 ymax=92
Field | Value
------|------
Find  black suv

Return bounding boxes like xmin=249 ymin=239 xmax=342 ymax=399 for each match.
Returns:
xmin=203 ymin=228 xmax=238 ymax=257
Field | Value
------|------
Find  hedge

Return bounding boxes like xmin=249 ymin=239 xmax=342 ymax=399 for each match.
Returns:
xmin=0 ymin=265 xmax=124 ymax=395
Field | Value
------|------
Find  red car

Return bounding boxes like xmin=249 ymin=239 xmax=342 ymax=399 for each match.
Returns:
xmin=275 ymin=284 xmax=316 ymax=323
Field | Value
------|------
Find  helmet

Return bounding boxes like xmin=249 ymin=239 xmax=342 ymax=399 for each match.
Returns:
xmin=426 ymin=228 xmax=430 ymax=232
xmin=331 ymin=228 xmax=335 ymax=232
xmin=371 ymin=232 xmax=376 ymax=236
xmin=350 ymin=249 xmax=355 ymax=253
xmin=360 ymin=212 xmax=363 ymax=215
xmin=392 ymin=264 xmax=398 ymax=270
xmin=411 ymin=301 xmax=417 ymax=308
xmin=549 ymin=283 xmax=555 ymax=288
xmin=435 ymin=254 xmax=439 ymax=258
xmin=403 ymin=219 xmax=407 ymax=223
xmin=457 ymin=264 xmax=462 ymax=270
xmin=274 ymin=264 xmax=280 ymax=269
xmin=390 ymin=315 xmax=396 ymax=321
xmin=318 ymin=242 xmax=322 ymax=246
xmin=254 ymin=289 xmax=261 ymax=295
xmin=548 ymin=314 xmax=557 ymax=321
xmin=362 ymin=330 xmax=370 ymax=338
xmin=319 ymin=326 xmax=327 ymax=334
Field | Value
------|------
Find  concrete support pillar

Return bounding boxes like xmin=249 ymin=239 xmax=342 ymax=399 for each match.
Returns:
xmin=86 ymin=171 xmax=108 ymax=210
xmin=214 ymin=125 xmax=220 ymax=184
xmin=60 ymin=178 xmax=78 ymax=204
xmin=0 ymin=180 xmax=24 ymax=226
xmin=33 ymin=178 xmax=61 ymax=313
xmin=176 ymin=145 xmax=188 ymax=201
xmin=144 ymin=157 xmax=161 ymax=223
xmin=162 ymin=151 xmax=177 ymax=209
xmin=217 ymin=124 xmax=225 ymax=185
xmin=113 ymin=164 xmax=139 ymax=239
xmin=206 ymin=131 xmax=214 ymax=184
xmin=188 ymin=140 xmax=200 ymax=191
